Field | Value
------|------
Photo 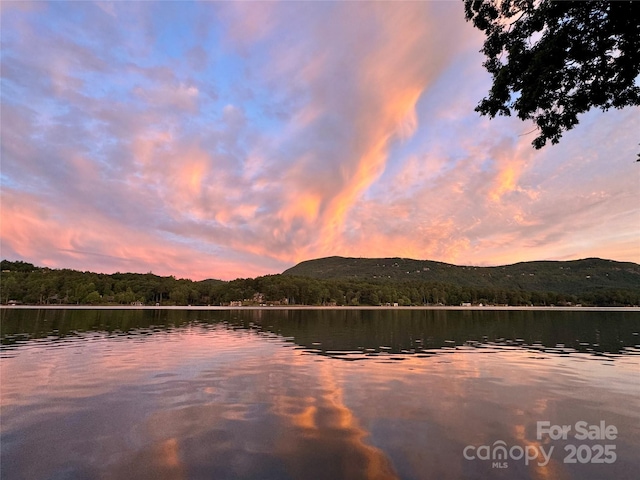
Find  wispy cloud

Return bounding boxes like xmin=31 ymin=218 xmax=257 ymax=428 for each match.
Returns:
xmin=1 ymin=1 xmax=637 ymax=279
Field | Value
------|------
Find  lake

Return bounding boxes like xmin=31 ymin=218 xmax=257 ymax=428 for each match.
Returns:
xmin=1 ymin=307 xmax=639 ymax=480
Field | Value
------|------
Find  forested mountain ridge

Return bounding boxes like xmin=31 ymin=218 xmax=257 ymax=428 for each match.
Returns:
xmin=1 ymin=257 xmax=639 ymax=307
xmin=283 ymin=256 xmax=640 ymax=294
xmin=0 ymin=260 xmax=225 ymax=306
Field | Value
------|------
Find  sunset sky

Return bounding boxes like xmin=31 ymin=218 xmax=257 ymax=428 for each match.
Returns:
xmin=1 ymin=1 xmax=638 ymax=281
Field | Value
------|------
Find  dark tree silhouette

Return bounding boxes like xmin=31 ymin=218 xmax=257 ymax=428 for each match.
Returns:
xmin=464 ymin=0 xmax=640 ymax=149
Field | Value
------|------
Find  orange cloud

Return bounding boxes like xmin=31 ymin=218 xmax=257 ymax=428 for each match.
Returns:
xmin=490 ymin=164 xmax=518 ymax=201
xmin=2 ymin=0 xmax=637 ymax=280
xmin=0 ymin=188 xmax=279 ymax=280
xmin=229 ymin=2 xmax=472 ymax=263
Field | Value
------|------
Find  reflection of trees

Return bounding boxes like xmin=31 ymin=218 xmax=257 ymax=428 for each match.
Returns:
xmin=235 ymin=309 xmax=639 ymax=357
xmin=2 ymin=308 xmax=638 ymax=358
xmin=3 ymin=307 xmax=637 ymax=480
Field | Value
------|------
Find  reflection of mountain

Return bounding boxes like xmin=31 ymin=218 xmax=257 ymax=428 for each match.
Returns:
xmin=2 ymin=308 xmax=639 ymax=359
xmin=4 ymin=311 xmax=639 ymax=479
xmin=237 ymin=309 xmax=640 ymax=359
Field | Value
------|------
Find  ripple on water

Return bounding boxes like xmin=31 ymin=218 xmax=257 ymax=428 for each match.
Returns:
xmin=1 ymin=308 xmax=639 ymax=480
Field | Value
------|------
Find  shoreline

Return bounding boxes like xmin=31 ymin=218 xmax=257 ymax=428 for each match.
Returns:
xmin=2 ymin=305 xmax=639 ymax=312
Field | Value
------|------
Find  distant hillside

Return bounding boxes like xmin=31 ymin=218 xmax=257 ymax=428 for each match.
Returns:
xmin=282 ymin=256 xmax=640 ymax=295
xmin=2 ymin=257 xmax=639 ymax=307
xmin=0 ymin=260 xmax=225 ymax=306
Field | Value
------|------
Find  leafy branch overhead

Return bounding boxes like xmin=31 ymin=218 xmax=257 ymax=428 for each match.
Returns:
xmin=464 ymin=0 xmax=640 ymax=149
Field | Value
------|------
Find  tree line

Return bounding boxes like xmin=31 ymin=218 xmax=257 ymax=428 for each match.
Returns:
xmin=1 ymin=260 xmax=637 ymax=307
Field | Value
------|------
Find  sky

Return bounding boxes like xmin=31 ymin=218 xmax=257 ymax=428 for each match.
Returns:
xmin=1 ymin=1 xmax=638 ymax=281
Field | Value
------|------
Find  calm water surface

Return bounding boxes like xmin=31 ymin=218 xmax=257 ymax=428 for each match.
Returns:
xmin=1 ymin=308 xmax=639 ymax=480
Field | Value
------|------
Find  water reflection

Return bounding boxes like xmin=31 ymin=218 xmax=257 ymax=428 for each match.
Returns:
xmin=3 ymin=308 xmax=639 ymax=360
xmin=1 ymin=308 xmax=639 ymax=480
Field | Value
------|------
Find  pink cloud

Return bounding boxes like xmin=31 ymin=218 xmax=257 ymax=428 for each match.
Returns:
xmin=337 ymin=107 xmax=639 ymax=267
xmin=0 ymin=188 xmax=285 ymax=280
xmin=1 ymin=1 xmax=637 ymax=280
xmin=210 ymin=2 xmax=481 ymax=264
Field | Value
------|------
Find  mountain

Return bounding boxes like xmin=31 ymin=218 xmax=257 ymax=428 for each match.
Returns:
xmin=3 ymin=257 xmax=639 ymax=307
xmin=282 ymin=256 xmax=640 ymax=294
